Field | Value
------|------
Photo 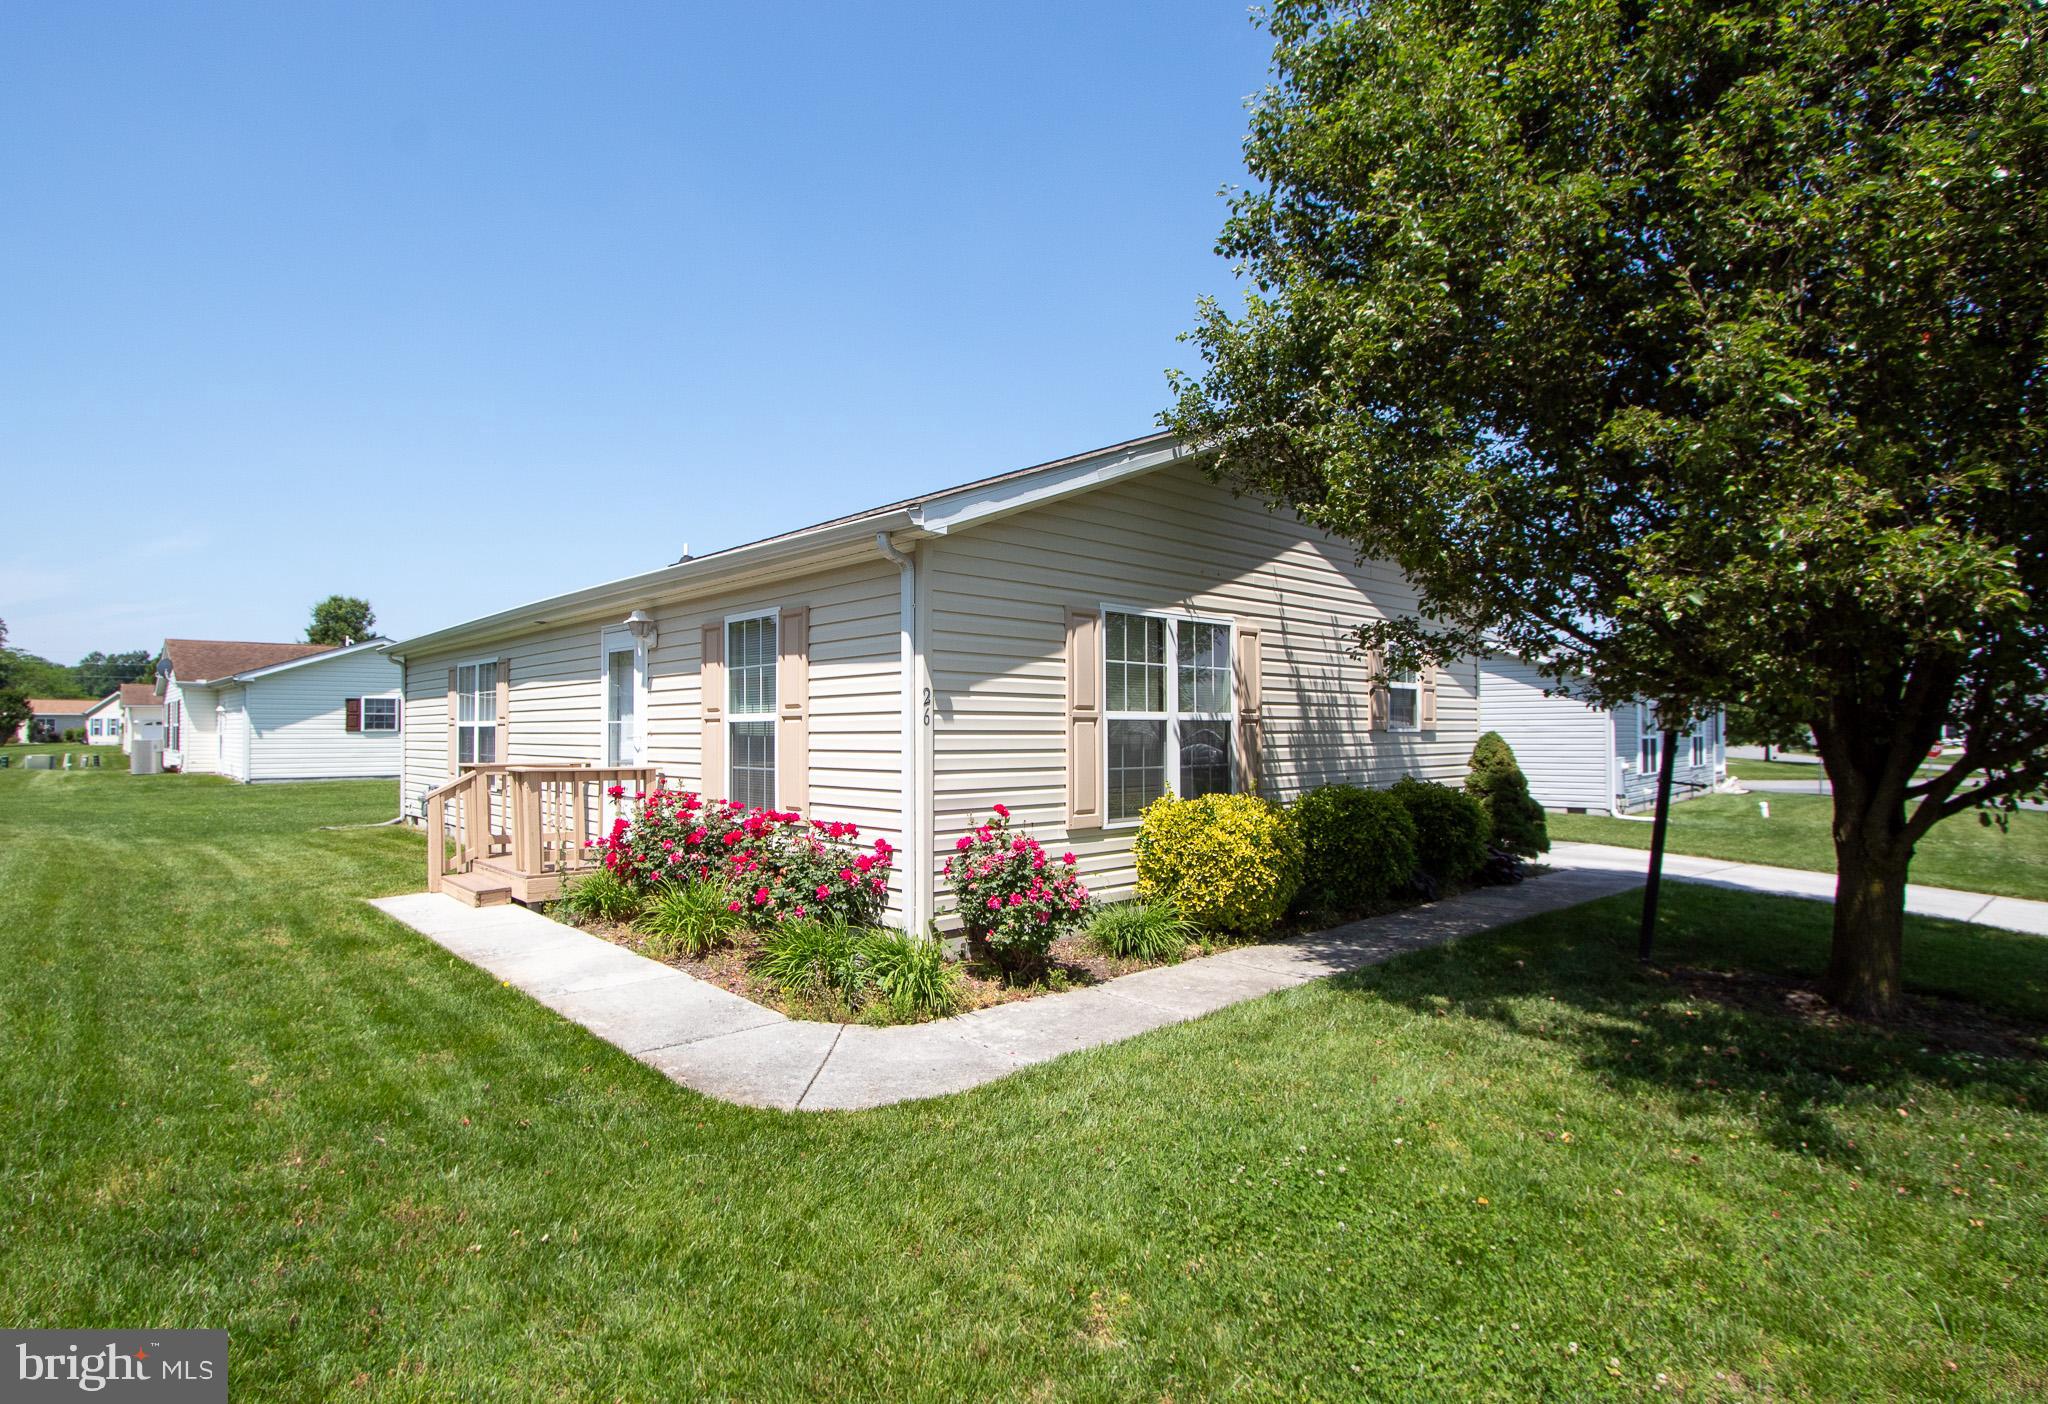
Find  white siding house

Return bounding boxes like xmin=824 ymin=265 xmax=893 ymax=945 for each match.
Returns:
xmin=388 ymin=433 xmax=1486 ymax=925
xmin=81 ymin=693 xmax=125 ymax=746
xmin=1478 ymin=653 xmax=1727 ymax=813
xmin=158 ymin=638 xmax=402 ymax=782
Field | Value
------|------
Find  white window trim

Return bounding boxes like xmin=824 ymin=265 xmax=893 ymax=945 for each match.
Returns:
xmin=1100 ymin=604 xmax=1237 ymax=829
xmin=359 ymin=695 xmax=400 ymax=733
xmin=454 ymin=654 xmax=500 ymax=768
xmin=1639 ymin=707 xmax=1664 ymax=776
xmin=725 ymin=607 xmax=780 ymax=809
xmin=1386 ymin=670 xmax=1421 ymax=733
xmin=599 ymin=625 xmax=647 ymax=766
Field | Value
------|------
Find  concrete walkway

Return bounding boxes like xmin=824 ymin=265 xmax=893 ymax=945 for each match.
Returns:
xmin=371 ymin=867 xmax=1637 ymax=1112
xmin=1546 ymin=841 xmax=2048 ymax=936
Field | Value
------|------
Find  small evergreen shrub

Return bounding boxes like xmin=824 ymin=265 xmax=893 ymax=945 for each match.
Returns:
xmin=1086 ymin=900 xmax=1192 ymax=963
xmin=1465 ymin=731 xmax=1550 ymax=857
xmin=1134 ymin=792 xmax=1303 ymax=935
xmin=634 ymin=877 xmax=748 ymax=959
xmin=1290 ymin=784 xmax=1419 ymax=915
xmin=945 ymin=805 xmax=1090 ymax=971
xmin=860 ymin=930 xmax=965 ymax=1021
xmin=1389 ymin=778 xmax=1492 ymax=888
xmin=555 ymin=867 xmax=643 ymax=924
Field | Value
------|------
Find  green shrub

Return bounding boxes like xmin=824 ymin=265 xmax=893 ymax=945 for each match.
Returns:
xmin=1389 ymin=778 xmax=1492 ymax=888
xmin=859 ymin=930 xmax=965 ymax=1021
xmin=555 ymin=867 xmax=643 ymax=924
xmin=1133 ymin=792 xmax=1303 ymax=935
xmin=1291 ymin=784 xmax=1420 ymax=915
xmin=756 ymin=917 xmax=867 ymax=1002
xmin=1465 ymin=731 xmax=1550 ymax=857
xmin=1086 ymin=900 xmax=1192 ymax=963
xmin=634 ymin=877 xmax=748 ymax=960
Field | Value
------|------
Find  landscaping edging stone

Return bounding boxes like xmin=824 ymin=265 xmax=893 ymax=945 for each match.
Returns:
xmin=371 ymin=865 xmax=1639 ymax=1111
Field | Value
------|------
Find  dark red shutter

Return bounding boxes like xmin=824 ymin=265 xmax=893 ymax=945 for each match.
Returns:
xmin=345 ymin=698 xmax=361 ymax=732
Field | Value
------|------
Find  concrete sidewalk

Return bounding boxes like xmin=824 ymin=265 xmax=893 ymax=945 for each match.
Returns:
xmin=1546 ymin=841 xmax=2048 ymax=936
xmin=371 ymin=866 xmax=1637 ymax=1112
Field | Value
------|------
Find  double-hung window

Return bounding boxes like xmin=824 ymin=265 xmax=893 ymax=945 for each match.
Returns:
xmin=1689 ymin=729 xmax=1705 ymax=769
xmin=455 ymin=661 xmax=498 ymax=765
xmin=361 ymin=697 xmax=399 ymax=733
xmin=1386 ymin=671 xmax=1421 ymax=731
xmin=1103 ymin=610 xmax=1234 ymax=824
xmin=167 ymin=699 xmax=182 ymax=752
xmin=90 ymin=719 xmax=103 ymax=737
xmin=1639 ymin=709 xmax=1664 ymax=775
xmin=727 ymin=612 xmax=777 ymax=809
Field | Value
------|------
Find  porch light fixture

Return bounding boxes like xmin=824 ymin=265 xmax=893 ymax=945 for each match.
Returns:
xmin=623 ymin=609 xmax=658 ymax=648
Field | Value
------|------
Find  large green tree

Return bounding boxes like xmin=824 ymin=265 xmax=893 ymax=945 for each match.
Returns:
xmin=1168 ymin=0 xmax=2046 ymax=1017
xmin=306 ymin=596 xmax=376 ymax=647
xmin=75 ymin=649 xmax=155 ymax=695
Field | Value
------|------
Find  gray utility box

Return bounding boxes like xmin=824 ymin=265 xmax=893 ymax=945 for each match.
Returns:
xmin=130 ymin=739 xmax=163 ymax=775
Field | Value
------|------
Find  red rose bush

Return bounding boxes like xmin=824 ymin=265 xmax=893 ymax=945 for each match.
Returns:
xmin=943 ymin=804 xmax=1089 ymax=969
xmin=599 ymin=786 xmax=893 ymax=927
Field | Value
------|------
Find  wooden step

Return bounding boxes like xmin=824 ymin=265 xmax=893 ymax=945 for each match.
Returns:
xmin=443 ymin=870 xmax=514 ymax=908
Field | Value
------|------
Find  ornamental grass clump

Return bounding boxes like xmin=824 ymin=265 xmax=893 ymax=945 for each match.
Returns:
xmin=860 ymin=930 xmax=965 ymax=1021
xmin=1134 ymin=792 xmax=1303 ymax=936
xmin=945 ymin=804 xmax=1090 ymax=973
xmin=634 ymin=877 xmax=748 ymax=960
xmin=1085 ymin=900 xmax=1192 ymax=963
xmin=554 ymin=867 xmax=643 ymax=924
xmin=598 ymin=785 xmax=893 ymax=926
xmin=1291 ymin=783 xmax=1419 ymax=917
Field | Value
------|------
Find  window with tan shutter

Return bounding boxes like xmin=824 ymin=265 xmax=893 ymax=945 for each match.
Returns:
xmin=1101 ymin=609 xmax=1236 ymax=823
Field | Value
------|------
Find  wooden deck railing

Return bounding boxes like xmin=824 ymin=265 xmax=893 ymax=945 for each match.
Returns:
xmin=424 ymin=763 xmax=664 ymax=897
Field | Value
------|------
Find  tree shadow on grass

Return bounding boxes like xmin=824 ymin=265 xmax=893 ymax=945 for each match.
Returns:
xmin=1323 ymin=887 xmax=2048 ymax=1163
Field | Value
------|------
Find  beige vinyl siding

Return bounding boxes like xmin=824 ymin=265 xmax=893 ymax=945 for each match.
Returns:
xmin=922 ymin=458 xmax=1482 ymax=912
xmin=399 ymin=559 xmax=909 ymax=915
xmin=243 ymin=650 xmax=403 ymax=781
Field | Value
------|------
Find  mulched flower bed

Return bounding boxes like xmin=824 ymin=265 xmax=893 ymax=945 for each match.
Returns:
xmin=559 ymin=914 xmax=1216 ymax=1023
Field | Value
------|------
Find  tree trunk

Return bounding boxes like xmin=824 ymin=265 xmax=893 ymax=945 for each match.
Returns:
xmin=1825 ymin=818 xmax=1912 ymax=1020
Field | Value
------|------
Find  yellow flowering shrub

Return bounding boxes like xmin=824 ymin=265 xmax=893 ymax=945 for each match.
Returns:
xmin=1133 ymin=792 xmax=1303 ymax=935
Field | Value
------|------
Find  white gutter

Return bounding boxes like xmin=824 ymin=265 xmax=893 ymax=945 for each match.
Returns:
xmin=874 ymin=531 xmax=923 ymax=935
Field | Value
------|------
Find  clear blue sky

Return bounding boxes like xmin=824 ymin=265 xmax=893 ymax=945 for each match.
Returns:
xmin=0 ymin=2 xmax=1271 ymax=663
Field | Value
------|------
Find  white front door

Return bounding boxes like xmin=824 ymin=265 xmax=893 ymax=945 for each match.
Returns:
xmin=602 ymin=627 xmax=643 ymax=767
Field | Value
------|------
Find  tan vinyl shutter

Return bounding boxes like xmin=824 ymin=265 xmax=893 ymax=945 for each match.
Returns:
xmin=1233 ymin=625 xmax=1262 ymax=796
xmin=1065 ymin=608 xmax=1103 ymax=830
xmin=700 ymin=621 xmax=725 ymax=800
xmin=344 ymin=697 xmax=361 ymax=733
xmin=446 ymin=667 xmax=459 ymax=772
xmin=777 ymin=605 xmax=810 ymax=814
xmin=1419 ymin=662 xmax=1439 ymax=729
xmin=494 ymin=655 xmax=511 ymax=762
xmin=1366 ymin=646 xmax=1389 ymax=731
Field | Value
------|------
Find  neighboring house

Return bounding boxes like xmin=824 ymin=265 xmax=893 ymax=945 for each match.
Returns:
xmin=11 ymin=698 xmax=96 ymax=743
xmin=1478 ymin=653 xmax=1726 ymax=814
xmin=81 ymin=692 xmax=124 ymax=745
xmin=386 ymin=432 xmax=1485 ymax=926
xmin=157 ymin=638 xmax=402 ymax=782
xmin=111 ymin=682 xmax=166 ymax=755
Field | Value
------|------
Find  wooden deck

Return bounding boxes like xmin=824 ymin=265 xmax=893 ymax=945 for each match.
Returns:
xmin=422 ymin=763 xmax=663 ymax=906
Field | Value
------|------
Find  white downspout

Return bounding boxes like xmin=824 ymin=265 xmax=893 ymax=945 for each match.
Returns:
xmin=875 ymin=531 xmax=923 ymax=934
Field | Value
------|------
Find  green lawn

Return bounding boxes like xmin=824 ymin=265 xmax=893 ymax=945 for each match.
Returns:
xmin=3 ymin=769 xmax=2045 ymax=1399
xmin=1550 ymin=793 xmax=2048 ymax=901
xmin=1726 ymin=758 xmax=1829 ymax=782
xmin=1 ymin=740 xmax=128 ymax=770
